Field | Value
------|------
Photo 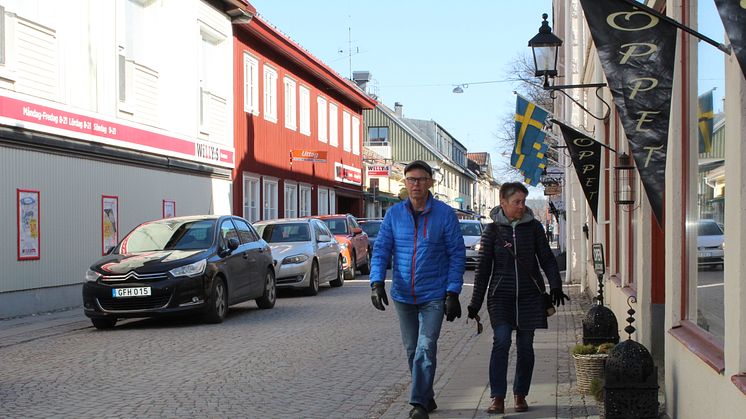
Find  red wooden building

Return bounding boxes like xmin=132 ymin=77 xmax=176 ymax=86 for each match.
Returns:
xmin=232 ymin=15 xmax=376 ymax=222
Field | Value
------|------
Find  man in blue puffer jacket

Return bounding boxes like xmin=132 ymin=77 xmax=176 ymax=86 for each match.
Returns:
xmin=370 ymin=160 xmax=465 ymax=419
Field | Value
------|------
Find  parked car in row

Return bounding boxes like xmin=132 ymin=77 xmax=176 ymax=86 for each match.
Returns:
xmin=313 ymin=214 xmax=370 ymax=279
xmin=253 ymin=218 xmax=344 ymax=295
xmin=697 ymin=219 xmax=724 ymax=270
xmin=459 ymin=219 xmax=484 ymax=268
xmin=82 ymin=215 xmax=276 ymax=329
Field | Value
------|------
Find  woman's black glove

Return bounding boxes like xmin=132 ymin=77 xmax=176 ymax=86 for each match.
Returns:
xmin=467 ymin=305 xmax=479 ymax=320
xmin=444 ymin=292 xmax=461 ymax=321
xmin=550 ymin=288 xmax=570 ymax=306
xmin=371 ymin=282 xmax=389 ymax=311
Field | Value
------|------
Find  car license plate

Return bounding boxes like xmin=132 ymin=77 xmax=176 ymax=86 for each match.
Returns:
xmin=112 ymin=287 xmax=151 ymax=298
xmin=699 ymin=252 xmax=712 ymax=258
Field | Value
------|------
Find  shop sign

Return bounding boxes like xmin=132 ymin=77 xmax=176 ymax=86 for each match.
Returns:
xmin=0 ymin=90 xmax=235 ymax=168
xmin=367 ymin=165 xmax=390 ymax=177
xmin=290 ymin=149 xmax=327 ymax=163
xmin=544 ymin=184 xmax=562 ymax=196
xmin=335 ymin=162 xmax=362 ymax=185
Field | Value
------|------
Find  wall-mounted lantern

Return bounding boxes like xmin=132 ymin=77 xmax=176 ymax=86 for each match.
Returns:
xmin=614 ymin=153 xmax=636 ymax=206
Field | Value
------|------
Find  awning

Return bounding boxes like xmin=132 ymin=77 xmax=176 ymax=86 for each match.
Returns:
xmin=334 ymin=186 xmax=363 ymax=198
xmin=363 ymin=192 xmax=400 ymax=203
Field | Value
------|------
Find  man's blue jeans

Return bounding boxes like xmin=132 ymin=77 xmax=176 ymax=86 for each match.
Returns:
xmin=394 ymin=299 xmax=445 ymax=407
xmin=489 ymin=323 xmax=535 ymax=397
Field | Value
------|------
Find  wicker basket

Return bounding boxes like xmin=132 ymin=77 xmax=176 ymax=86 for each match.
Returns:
xmin=572 ymin=353 xmax=608 ymax=394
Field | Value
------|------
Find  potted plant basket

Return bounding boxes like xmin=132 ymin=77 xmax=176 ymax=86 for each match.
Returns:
xmin=589 ymin=376 xmax=605 ymax=418
xmin=571 ymin=342 xmax=614 ymax=395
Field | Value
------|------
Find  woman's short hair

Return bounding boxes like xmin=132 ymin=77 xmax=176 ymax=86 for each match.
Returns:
xmin=500 ymin=182 xmax=529 ymax=201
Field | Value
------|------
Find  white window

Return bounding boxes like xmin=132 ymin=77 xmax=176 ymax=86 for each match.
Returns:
xmin=342 ymin=111 xmax=351 ymax=152
xmin=299 ymin=184 xmax=312 ymax=217
xmin=317 ymin=96 xmax=328 ymax=142
xmin=243 ymin=53 xmax=259 ymax=115
xmin=284 ymin=76 xmax=297 ymax=130
xmin=318 ymin=187 xmax=330 ymax=215
xmin=352 ymin=116 xmax=361 ymax=155
xmin=263 ymin=177 xmax=279 ymax=220
xmin=263 ymin=66 xmax=277 ymax=123
xmin=284 ymin=182 xmax=298 ymax=218
xmin=299 ymin=86 xmax=310 ymax=136
xmin=243 ymin=174 xmax=260 ymax=223
xmin=119 ymin=0 xmax=158 ymax=112
xmin=329 ymin=102 xmax=338 ymax=147
xmin=329 ymin=190 xmax=336 ymax=214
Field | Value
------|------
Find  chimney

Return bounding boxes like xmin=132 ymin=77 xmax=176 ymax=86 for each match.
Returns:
xmin=352 ymin=71 xmax=371 ymax=91
xmin=394 ymin=102 xmax=403 ymax=117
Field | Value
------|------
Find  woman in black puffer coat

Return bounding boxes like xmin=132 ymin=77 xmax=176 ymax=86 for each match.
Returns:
xmin=467 ymin=182 xmax=568 ymax=414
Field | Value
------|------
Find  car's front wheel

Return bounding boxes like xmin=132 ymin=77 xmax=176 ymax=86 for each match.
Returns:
xmin=359 ymin=248 xmax=371 ymax=275
xmin=204 ymin=277 xmax=228 ymax=324
xmin=304 ymin=261 xmax=320 ymax=296
xmin=330 ymin=257 xmax=344 ymax=287
xmin=346 ymin=251 xmax=357 ymax=280
xmin=256 ymin=269 xmax=276 ymax=309
xmin=91 ymin=317 xmax=117 ymax=330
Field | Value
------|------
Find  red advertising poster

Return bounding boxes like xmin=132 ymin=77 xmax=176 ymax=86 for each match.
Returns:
xmin=17 ymin=189 xmax=40 ymax=260
xmin=102 ymin=195 xmax=119 ymax=255
xmin=163 ymin=200 xmax=176 ymax=218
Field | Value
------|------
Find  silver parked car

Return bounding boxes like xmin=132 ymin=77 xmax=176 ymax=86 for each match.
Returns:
xmin=459 ymin=219 xmax=484 ymax=268
xmin=254 ymin=218 xmax=344 ymax=295
xmin=697 ymin=219 xmax=724 ymax=270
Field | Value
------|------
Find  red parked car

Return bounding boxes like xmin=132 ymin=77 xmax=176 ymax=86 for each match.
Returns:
xmin=312 ymin=214 xmax=370 ymax=279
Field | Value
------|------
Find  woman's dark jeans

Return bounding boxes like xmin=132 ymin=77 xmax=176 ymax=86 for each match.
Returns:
xmin=489 ymin=323 xmax=535 ymax=397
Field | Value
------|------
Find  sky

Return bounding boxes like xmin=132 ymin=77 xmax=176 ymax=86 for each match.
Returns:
xmin=248 ymin=0 xmax=553 ymax=185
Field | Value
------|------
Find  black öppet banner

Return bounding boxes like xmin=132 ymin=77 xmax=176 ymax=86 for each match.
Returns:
xmin=555 ymin=120 xmax=602 ymax=221
xmin=714 ymin=0 xmax=746 ymax=81
xmin=579 ymin=0 xmax=677 ymax=225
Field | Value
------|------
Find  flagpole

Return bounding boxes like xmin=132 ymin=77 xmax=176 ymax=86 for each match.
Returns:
xmin=619 ymin=0 xmax=731 ymax=55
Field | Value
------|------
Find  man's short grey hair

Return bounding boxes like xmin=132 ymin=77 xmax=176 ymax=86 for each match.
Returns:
xmin=499 ymin=182 xmax=529 ymax=201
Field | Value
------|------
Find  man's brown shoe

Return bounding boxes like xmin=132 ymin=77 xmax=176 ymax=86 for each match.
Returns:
xmin=486 ymin=397 xmax=504 ymax=414
xmin=514 ymin=395 xmax=528 ymax=412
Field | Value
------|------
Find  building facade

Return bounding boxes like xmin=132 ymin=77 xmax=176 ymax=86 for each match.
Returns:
xmin=231 ymin=16 xmax=375 ymax=221
xmin=0 ymin=0 xmax=243 ymax=318
xmin=466 ymin=152 xmax=500 ymax=217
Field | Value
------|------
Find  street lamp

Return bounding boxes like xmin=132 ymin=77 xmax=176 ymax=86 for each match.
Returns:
xmin=527 ymin=13 xmax=562 ymax=88
xmin=614 ymin=153 xmax=636 ymax=206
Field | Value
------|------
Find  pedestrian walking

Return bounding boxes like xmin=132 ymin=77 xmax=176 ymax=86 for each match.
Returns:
xmin=546 ymin=223 xmax=554 ymax=244
xmin=369 ymin=160 xmax=466 ymax=419
xmin=467 ymin=182 xmax=569 ymax=414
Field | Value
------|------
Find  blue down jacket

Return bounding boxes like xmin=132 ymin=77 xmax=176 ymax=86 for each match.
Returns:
xmin=369 ymin=194 xmax=465 ymax=304
xmin=469 ymin=206 xmax=562 ymax=330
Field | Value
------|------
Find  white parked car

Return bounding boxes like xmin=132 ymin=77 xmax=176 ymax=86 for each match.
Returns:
xmin=697 ymin=219 xmax=724 ymax=270
xmin=254 ymin=218 xmax=344 ymax=295
xmin=459 ymin=219 xmax=484 ymax=268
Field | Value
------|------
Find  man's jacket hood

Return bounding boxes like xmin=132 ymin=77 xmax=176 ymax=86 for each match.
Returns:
xmin=490 ymin=205 xmax=536 ymax=226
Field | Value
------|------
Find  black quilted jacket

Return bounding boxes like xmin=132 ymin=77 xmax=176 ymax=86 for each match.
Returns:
xmin=469 ymin=206 xmax=562 ymax=330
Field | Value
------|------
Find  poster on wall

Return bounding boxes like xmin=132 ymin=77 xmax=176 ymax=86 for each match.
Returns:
xmin=163 ymin=200 xmax=176 ymax=218
xmin=17 ymin=189 xmax=40 ymax=260
xmin=102 ymin=195 xmax=119 ymax=255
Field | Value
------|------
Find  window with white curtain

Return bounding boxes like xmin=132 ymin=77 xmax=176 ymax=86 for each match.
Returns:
xmin=329 ymin=190 xmax=336 ymax=214
xmin=284 ymin=182 xmax=298 ymax=218
xmin=263 ymin=66 xmax=277 ymax=122
xmin=243 ymin=53 xmax=259 ymax=115
xmin=342 ymin=111 xmax=351 ymax=152
xmin=299 ymin=85 xmax=310 ymax=135
xmin=299 ymin=184 xmax=312 ymax=217
xmin=352 ymin=116 xmax=360 ymax=155
xmin=243 ymin=174 xmax=260 ymax=223
xmin=318 ymin=187 xmax=329 ymax=215
xmin=284 ymin=76 xmax=297 ymax=130
xmin=317 ymin=96 xmax=328 ymax=142
xmin=263 ymin=177 xmax=278 ymax=220
xmin=329 ymin=102 xmax=338 ymax=147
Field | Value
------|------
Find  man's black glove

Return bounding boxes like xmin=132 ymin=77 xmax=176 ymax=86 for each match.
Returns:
xmin=467 ymin=305 xmax=479 ymax=320
xmin=444 ymin=292 xmax=461 ymax=322
xmin=371 ymin=282 xmax=389 ymax=311
xmin=550 ymin=288 xmax=570 ymax=306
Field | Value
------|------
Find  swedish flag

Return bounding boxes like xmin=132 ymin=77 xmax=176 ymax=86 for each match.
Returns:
xmin=512 ymin=95 xmax=549 ymax=185
xmin=698 ymin=90 xmax=714 ymax=154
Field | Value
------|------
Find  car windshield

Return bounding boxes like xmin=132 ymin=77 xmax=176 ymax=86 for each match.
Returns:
xmin=698 ymin=221 xmax=723 ymax=236
xmin=120 ymin=219 xmax=215 ymax=252
xmin=459 ymin=222 xmax=482 ymax=237
xmin=360 ymin=221 xmax=381 ymax=237
xmin=322 ymin=219 xmax=348 ymax=235
xmin=256 ymin=223 xmax=311 ymax=243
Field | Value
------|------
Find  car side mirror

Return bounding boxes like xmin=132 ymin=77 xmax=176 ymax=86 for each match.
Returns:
xmin=352 ymin=227 xmax=363 ymax=235
xmin=227 ymin=237 xmax=240 ymax=251
xmin=318 ymin=234 xmax=331 ymax=242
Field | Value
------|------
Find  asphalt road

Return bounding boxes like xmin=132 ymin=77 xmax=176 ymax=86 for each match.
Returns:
xmin=696 ymin=267 xmax=725 ymax=340
xmin=0 ymin=272 xmax=481 ymax=418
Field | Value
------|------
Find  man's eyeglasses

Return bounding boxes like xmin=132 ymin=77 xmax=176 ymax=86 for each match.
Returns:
xmin=405 ymin=177 xmax=431 ymax=185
